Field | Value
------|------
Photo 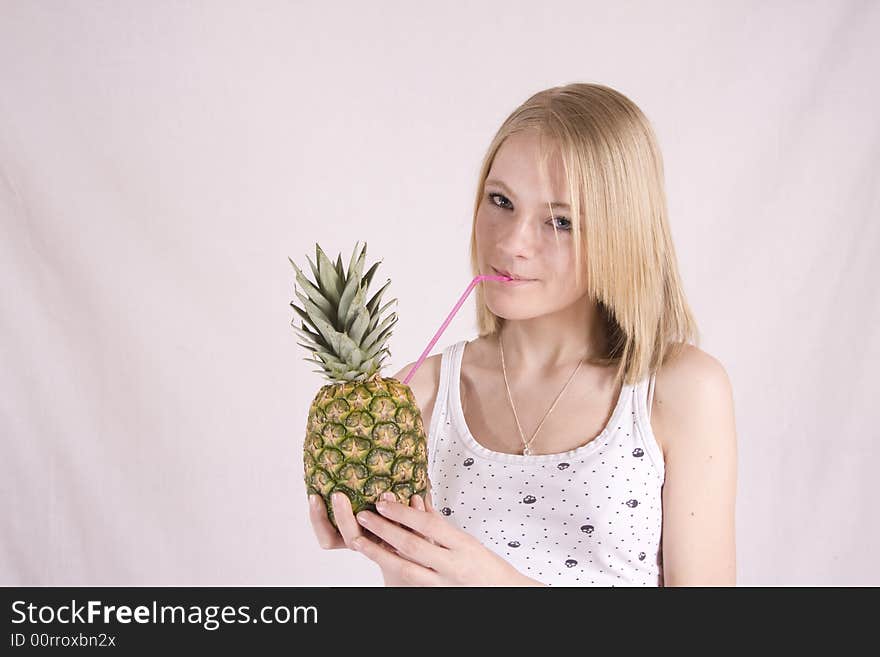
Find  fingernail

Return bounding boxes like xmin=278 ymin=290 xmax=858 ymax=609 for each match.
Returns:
xmin=381 ymin=492 xmax=395 ymax=502
xmin=356 ymin=512 xmax=369 ymax=524
xmin=309 ymin=495 xmax=318 ymax=507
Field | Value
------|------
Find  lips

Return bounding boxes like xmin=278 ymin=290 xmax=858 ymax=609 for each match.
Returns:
xmin=492 ymin=266 xmax=535 ymax=281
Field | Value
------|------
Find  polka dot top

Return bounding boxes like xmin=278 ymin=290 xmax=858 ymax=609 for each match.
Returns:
xmin=427 ymin=340 xmax=665 ymax=587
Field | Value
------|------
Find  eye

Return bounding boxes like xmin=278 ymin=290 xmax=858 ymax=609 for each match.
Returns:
xmin=549 ymin=216 xmax=572 ymax=231
xmin=487 ymin=192 xmax=512 ymax=209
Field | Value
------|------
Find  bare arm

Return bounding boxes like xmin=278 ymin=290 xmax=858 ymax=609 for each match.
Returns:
xmin=657 ymin=348 xmax=738 ymax=586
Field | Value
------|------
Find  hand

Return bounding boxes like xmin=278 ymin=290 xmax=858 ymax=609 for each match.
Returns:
xmin=306 ymin=491 xmax=412 ymax=554
xmin=349 ymin=491 xmax=544 ymax=586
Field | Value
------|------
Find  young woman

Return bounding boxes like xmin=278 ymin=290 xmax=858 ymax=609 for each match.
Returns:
xmin=308 ymin=83 xmax=738 ymax=586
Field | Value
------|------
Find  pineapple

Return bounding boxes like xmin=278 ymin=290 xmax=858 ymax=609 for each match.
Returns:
xmin=289 ymin=241 xmax=428 ymax=529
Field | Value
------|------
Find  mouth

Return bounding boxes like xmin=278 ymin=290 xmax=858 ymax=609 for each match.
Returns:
xmin=491 ymin=266 xmax=536 ymax=283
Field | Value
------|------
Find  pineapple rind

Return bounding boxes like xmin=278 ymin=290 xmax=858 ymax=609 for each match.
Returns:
xmin=303 ymin=376 xmax=428 ymax=529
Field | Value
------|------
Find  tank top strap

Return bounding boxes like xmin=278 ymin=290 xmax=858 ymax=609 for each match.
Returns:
xmin=647 ymin=370 xmax=656 ymax=416
xmin=426 ymin=340 xmax=467 ymax=471
xmin=632 ymin=369 xmax=665 ymax=481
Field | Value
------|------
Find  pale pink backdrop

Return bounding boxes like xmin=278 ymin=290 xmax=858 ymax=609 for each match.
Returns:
xmin=1 ymin=1 xmax=878 ymax=585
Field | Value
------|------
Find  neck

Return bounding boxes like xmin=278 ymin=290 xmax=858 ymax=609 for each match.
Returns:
xmin=496 ymin=298 xmax=606 ymax=375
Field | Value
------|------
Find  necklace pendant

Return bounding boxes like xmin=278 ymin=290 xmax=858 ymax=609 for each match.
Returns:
xmin=523 ymin=445 xmax=532 ymax=456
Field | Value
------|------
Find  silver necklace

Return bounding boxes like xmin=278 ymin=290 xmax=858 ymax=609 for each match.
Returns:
xmin=499 ymin=335 xmax=584 ymax=456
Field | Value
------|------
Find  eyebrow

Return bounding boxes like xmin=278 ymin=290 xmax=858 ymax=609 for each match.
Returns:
xmin=484 ymin=178 xmax=570 ymax=209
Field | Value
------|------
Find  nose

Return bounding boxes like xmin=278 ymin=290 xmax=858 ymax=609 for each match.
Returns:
xmin=495 ymin=214 xmax=540 ymax=259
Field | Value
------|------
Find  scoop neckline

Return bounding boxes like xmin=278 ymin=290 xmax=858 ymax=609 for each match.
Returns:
xmin=449 ymin=339 xmax=632 ymax=465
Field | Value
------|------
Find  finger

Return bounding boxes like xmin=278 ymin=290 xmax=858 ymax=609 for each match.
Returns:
xmin=308 ymin=495 xmax=345 ymax=549
xmin=355 ymin=509 xmax=450 ymax=570
xmin=374 ymin=496 xmax=465 ymax=550
xmin=385 ymin=491 xmax=427 ymax=540
xmin=351 ymin=535 xmax=440 ymax=586
xmin=409 ymin=494 xmax=438 ymax=546
xmin=331 ymin=491 xmax=369 ymax=549
xmin=415 ymin=492 xmax=436 ymax=514
xmin=310 ymin=494 xmax=387 ymax=550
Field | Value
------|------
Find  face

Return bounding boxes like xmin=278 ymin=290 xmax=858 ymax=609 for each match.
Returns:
xmin=475 ymin=130 xmax=588 ymax=320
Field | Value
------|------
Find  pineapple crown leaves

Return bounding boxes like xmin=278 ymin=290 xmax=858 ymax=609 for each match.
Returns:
xmin=288 ymin=241 xmax=399 ymax=382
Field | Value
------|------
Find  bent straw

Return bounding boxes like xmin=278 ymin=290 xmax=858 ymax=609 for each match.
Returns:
xmin=402 ymin=274 xmax=511 ymax=385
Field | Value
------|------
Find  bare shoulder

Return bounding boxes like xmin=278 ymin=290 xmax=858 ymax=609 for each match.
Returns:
xmin=390 ymin=353 xmax=443 ymax=431
xmin=653 ymin=343 xmax=736 ymax=456
xmin=652 ymin=343 xmax=738 ymax=585
xmin=655 ymin=343 xmax=733 ymax=400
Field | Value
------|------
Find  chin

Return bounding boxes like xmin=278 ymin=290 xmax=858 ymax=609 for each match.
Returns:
xmin=485 ymin=299 xmax=542 ymax=321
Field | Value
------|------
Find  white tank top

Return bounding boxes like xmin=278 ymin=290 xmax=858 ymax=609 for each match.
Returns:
xmin=426 ymin=339 xmax=665 ymax=587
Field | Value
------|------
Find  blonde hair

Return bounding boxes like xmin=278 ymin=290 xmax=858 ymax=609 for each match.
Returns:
xmin=469 ymin=82 xmax=700 ymax=388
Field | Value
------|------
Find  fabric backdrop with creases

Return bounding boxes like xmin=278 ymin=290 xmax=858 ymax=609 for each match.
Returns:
xmin=1 ymin=0 xmax=878 ymax=586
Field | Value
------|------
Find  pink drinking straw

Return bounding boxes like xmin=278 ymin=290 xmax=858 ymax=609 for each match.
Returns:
xmin=402 ymin=274 xmax=511 ymax=385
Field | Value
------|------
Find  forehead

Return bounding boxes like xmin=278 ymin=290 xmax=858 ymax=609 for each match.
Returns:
xmin=488 ymin=130 xmax=569 ymax=203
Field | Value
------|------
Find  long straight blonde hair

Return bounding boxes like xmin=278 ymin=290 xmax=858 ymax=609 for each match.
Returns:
xmin=470 ymin=83 xmax=699 ymax=388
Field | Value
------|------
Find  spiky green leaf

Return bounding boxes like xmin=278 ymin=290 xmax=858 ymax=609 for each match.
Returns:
xmin=361 ymin=260 xmax=381 ymax=293
xmin=343 ymin=284 xmax=367 ymax=331
xmin=363 ymin=339 xmax=386 ymax=360
xmin=366 ymin=278 xmax=393 ymax=316
xmin=349 ymin=305 xmax=371 ymax=345
xmin=338 ymin=247 xmax=367 ymax=327
xmin=315 ymin=244 xmax=343 ymax=305
xmin=368 ymin=299 xmax=397 ymax=334
xmin=305 ymin=254 xmax=320 ymax=283
xmin=292 ymin=325 xmax=328 ymax=352
xmin=361 ymin=312 xmax=397 ymax=351
xmin=295 ymin=288 xmax=341 ymax=353
xmin=335 ymin=253 xmax=344 ymax=280
xmin=288 ymin=257 xmax=334 ymax=319
xmin=373 ymin=325 xmax=395 ymax=351
xmin=336 ymin=332 xmax=362 ymax=364
xmin=290 ymin=302 xmax=323 ymax=338
xmin=346 ymin=241 xmax=364 ymax=282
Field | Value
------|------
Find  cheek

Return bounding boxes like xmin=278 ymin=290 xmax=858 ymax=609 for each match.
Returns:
xmin=546 ymin=248 xmax=581 ymax=286
xmin=474 ymin=209 xmax=496 ymax=244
